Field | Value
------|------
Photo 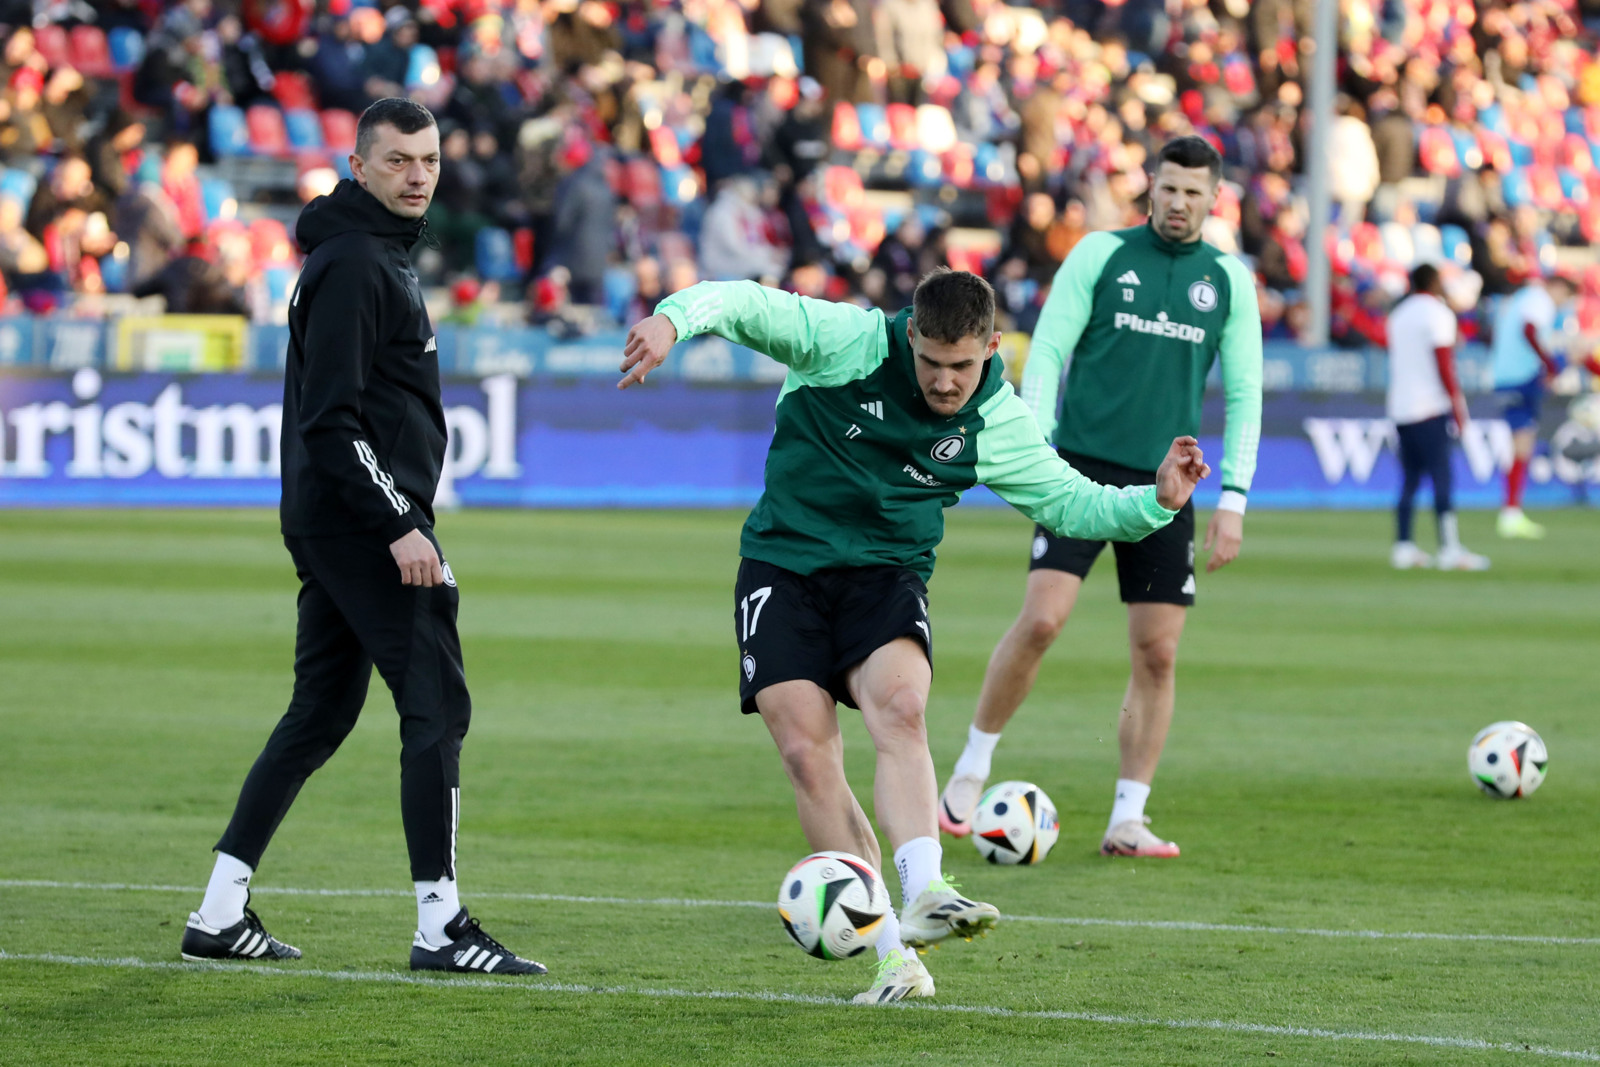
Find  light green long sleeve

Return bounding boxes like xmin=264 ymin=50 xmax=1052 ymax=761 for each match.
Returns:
xmin=974 ymin=385 xmax=1176 ymax=541
xmin=1018 ymin=231 xmax=1123 ymax=440
xmin=657 ymin=281 xmax=889 ymax=387
xmin=1214 ymin=255 xmax=1263 ymax=496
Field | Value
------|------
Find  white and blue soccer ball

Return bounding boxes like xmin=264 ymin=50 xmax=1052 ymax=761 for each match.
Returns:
xmin=777 ymin=851 xmax=890 ymax=959
xmin=1468 ymin=721 xmax=1549 ymax=799
xmin=971 ymin=780 xmax=1060 ymax=865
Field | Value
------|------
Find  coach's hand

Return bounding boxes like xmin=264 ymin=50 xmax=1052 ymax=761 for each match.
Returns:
xmin=618 ymin=314 xmax=679 ymax=389
xmin=1155 ymin=436 xmax=1209 ymax=511
xmin=391 ymin=529 xmax=443 ymax=587
xmin=1203 ymin=509 xmax=1243 ymax=572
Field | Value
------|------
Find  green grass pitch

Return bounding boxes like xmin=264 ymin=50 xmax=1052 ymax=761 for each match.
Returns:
xmin=0 ymin=506 xmax=1596 ymax=1065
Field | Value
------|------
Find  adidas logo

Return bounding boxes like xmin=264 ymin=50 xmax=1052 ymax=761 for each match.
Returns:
xmin=1117 ymin=270 xmax=1141 ymax=285
xmin=424 ymin=336 xmax=437 ymax=353
xmin=420 ymin=892 xmax=444 ymax=904
xmin=859 ymin=400 xmax=883 ymax=420
xmin=232 ymin=877 xmax=250 ymax=886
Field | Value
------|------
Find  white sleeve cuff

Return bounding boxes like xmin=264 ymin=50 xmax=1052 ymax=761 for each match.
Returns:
xmin=1217 ymin=490 xmax=1248 ymax=515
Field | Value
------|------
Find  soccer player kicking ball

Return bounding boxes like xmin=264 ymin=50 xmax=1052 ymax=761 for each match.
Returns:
xmin=618 ymin=269 xmax=1209 ymax=1003
xmin=937 ymin=136 xmax=1263 ymax=860
xmin=179 ymin=100 xmax=544 ymax=976
xmin=1489 ymin=274 xmax=1598 ymax=540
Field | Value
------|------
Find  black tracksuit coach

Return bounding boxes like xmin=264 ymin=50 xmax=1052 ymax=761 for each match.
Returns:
xmin=215 ymin=180 xmax=468 ymax=883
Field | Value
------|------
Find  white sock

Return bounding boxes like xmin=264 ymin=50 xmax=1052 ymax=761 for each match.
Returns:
xmin=893 ymin=836 xmax=943 ymax=909
xmin=952 ymin=724 xmax=1002 ymax=780
xmin=1439 ymin=511 xmax=1460 ymax=552
xmin=415 ymin=878 xmax=461 ymax=945
xmin=1108 ymin=779 xmax=1151 ymax=833
xmin=198 ymin=852 xmax=253 ymax=929
xmin=875 ymin=909 xmax=904 ymax=960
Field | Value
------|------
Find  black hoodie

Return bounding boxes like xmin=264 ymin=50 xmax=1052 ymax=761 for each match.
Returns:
xmin=280 ymin=180 xmax=444 ymax=543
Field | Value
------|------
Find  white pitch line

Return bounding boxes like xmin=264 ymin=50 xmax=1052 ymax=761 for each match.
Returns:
xmin=1 ymin=951 xmax=1596 ymax=1063
xmin=4 ymin=879 xmax=1599 ymax=947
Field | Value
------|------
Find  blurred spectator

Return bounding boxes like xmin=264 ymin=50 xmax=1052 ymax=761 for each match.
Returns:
xmin=112 ymin=166 xmax=185 ymax=288
xmin=442 ymin=278 xmax=501 ymax=326
xmin=872 ymin=213 xmax=925 ymax=309
xmin=1 ymin=67 xmax=55 ymax=162
xmin=218 ymin=13 xmax=278 ymax=109
xmin=26 ymin=156 xmax=108 ymax=243
xmin=801 ymin=0 xmax=875 ymax=106
xmin=307 ymin=15 xmax=371 ymax=113
xmin=132 ymin=238 xmax=249 ymax=314
xmin=87 ymin=111 xmax=150 ymax=201
xmin=998 ymin=192 xmax=1066 ymax=287
xmin=701 ymin=174 xmax=789 ymax=282
xmin=548 ymin=137 xmax=616 ymax=304
xmin=764 ymin=77 xmax=829 ymax=183
xmin=0 ymin=193 xmax=47 ymax=285
xmin=1329 ymin=96 xmax=1380 ymax=225
xmin=362 ymin=11 xmax=419 ymax=101
xmin=875 ymin=0 xmax=944 ymax=104
xmin=626 ymin=255 xmax=664 ymax=322
xmin=161 ymin=141 xmax=205 ymax=242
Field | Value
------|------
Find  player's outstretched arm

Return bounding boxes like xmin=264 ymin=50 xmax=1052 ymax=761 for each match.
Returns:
xmin=617 ymin=313 xmax=678 ymax=389
xmin=618 ymin=281 xmax=889 ymax=390
xmin=1155 ymin=436 xmax=1211 ymax=511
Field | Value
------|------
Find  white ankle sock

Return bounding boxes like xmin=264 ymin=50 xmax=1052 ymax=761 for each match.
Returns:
xmin=875 ymin=909 xmax=904 ymax=960
xmin=952 ymin=725 xmax=1002 ymax=780
xmin=893 ymin=836 xmax=942 ymax=908
xmin=1439 ymin=511 xmax=1461 ymax=551
xmin=1108 ymin=779 xmax=1151 ymax=834
xmin=198 ymin=852 xmax=253 ymax=928
xmin=415 ymin=878 xmax=461 ymax=945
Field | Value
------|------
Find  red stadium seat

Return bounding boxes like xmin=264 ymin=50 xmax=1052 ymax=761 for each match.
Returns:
xmin=831 ymin=102 xmax=862 ymax=152
xmin=1418 ymin=127 xmax=1460 ymax=177
xmin=271 ymin=71 xmax=318 ymax=111
xmin=1476 ymin=129 xmax=1511 ymax=172
xmin=886 ymin=103 xmax=917 ymax=150
xmin=35 ymin=24 xmax=71 ymax=69
xmin=648 ymin=125 xmax=682 ymax=169
xmin=513 ymin=227 xmax=534 ymax=272
xmin=622 ymin=157 xmax=662 ymax=209
xmin=249 ymin=218 xmax=293 ymax=265
xmin=246 ymin=105 xmax=291 ymax=157
xmin=68 ymin=26 xmax=114 ymax=78
xmin=320 ymin=109 xmax=357 ymax=153
xmin=823 ymin=165 xmax=864 ymax=208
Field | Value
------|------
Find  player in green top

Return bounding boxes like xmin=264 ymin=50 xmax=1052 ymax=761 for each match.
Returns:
xmin=937 ymin=136 xmax=1264 ymax=860
xmin=619 ymin=268 xmax=1211 ymax=1003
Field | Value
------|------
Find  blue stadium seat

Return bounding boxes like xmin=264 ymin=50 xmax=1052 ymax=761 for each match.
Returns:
xmin=100 ymin=247 xmax=129 ymax=292
xmin=855 ymin=104 xmax=889 ymax=148
xmin=1439 ymin=224 xmax=1470 ymax=265
xmin=974 ymin=142 xmax=1003 ymax=184
xmin=602 ymin=266 xmax=636 ymax=321
xmin=108 ymin=26 xmax=144 ymax=72
xmin=1501 ymin=170 xmax=1531 ymax=207
xmin=209 ymin=106 xmax=250 ymax=157
xmin=661 ymin=164 xmax=698 ymax=207
xmin=264 ymin=267 xmax=296 ymax=305
xmin=1508 ymin=141 xmax=1533 ymax=167
xmin=946 ymin=45 xmax=974 ymax=77
xmin=284 ymin=109 xmax=324 ymax=152
xmin=1558 ymin=168 xmax=1584 ymax=200
xmin=1478 ymin=103 xmax=1506 ymax=134
xmin=405 ymin=44 xmax=441 ymax=89
xmin=905 ymin=149 xmax=942 ymax=188
xmin=1412 ymin=223 xmax=1443 ymax=264
xmin=332 ymin=153 xmax=353 ymax=180
xmin=474 ymin=227 xmax=520 ymax=282
xmin=200 ymin=177 xmax=236 ymax=222
xmin=1565 ymin=108 xmax=1587 ymax=135
xmin=0 ymin=168 xmax=37 ymax=213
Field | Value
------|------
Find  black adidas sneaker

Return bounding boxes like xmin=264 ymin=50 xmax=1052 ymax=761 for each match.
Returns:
xmin=410 ymin=908 xmax=546 ymax=975
xmin=181 ymin=904 xmax=302 ymax=962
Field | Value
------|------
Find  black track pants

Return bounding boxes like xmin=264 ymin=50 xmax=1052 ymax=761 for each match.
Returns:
xmin=215 ymin=528 xmax=470 ymax=881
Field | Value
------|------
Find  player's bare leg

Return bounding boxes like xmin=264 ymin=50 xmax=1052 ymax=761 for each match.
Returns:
xmin=756 ymin=680 xmax=879 ymax=868
xmin=852 ymin=638 xmax=998 ymax=946
xmin=940 ymin=571 xmax=1082 ymax=834
xmin=1102 ymin=602 xmax=1188 ymax=858
xmin=1498 ymin=426 xmax=1546 ymax=539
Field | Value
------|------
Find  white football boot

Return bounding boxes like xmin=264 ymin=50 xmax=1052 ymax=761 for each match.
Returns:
xmin=1390 ymin=541 xmax=1433 ymax=569
xmin=1101 ymin=816 xmax=1181 ymax=858
xmin=937 ymin=772 xmax=986 ymax=837
xmin=900 ymin=875 xmax=1000 ymax=946
xmin=852 ymin=948 xmax=935 ymax=1005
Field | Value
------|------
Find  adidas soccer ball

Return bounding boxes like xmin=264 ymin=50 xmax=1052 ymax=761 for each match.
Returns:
xmin=777 ymin=851 xmax=890 ymax=959
xmin=971 ymin=781 xmax=1060 ymax=865
xmin=1468 ymin=721 xmax=1549 ymax=799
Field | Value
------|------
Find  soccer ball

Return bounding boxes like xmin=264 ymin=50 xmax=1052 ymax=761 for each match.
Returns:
xmin=776 ymin=851 xmax=890 ymax=959
xmin=971 ymin=781 xmax=1060 ymax=865
xmin=1468 ymin=721 xmax=1549 ymax=799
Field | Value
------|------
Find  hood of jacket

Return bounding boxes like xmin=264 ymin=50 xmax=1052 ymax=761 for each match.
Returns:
xmin=295 ymin=179 xmax=426 ymax=253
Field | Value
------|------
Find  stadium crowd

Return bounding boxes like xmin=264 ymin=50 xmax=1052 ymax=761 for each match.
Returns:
xmin=3 ymin=0 xmax=1600 ymax=347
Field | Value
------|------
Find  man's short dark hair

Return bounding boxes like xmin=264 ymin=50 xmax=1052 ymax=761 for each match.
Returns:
xmin=1155 ymin=135 xmax=1222 ymax=182
xmin=356 ymin=98 xmax=438 ymax=158
xmin=1410 ymin=263 xmax=1441 ymax=295
xmin=912 ymin=268 xmax=995 ymax=344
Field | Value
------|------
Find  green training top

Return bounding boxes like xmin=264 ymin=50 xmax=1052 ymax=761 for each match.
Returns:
xmin=1019 ymin=224 xmax=1263 ymax=497
xmin=657 ymin=281 xmax=1177 ymax=579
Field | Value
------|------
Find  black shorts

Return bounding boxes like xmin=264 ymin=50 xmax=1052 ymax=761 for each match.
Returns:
xmin=733 ymin=558 xmax=932 ymax=715
xmin=1028 ymin=449 xmax=1196 ymax=606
